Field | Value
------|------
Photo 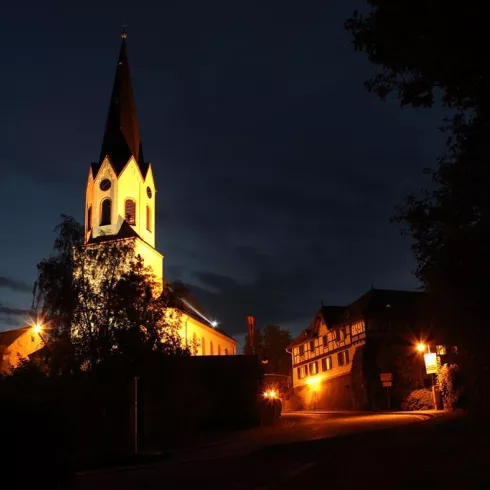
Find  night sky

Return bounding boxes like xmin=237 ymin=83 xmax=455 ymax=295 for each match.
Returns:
xmin=0 ymin=1 xmax=446 ymax=345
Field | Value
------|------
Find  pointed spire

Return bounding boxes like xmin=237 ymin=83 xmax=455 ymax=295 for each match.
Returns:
xmin=97 ymin=32 xmax=148 ymax=176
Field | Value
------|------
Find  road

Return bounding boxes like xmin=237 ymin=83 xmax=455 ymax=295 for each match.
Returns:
xmin=74 ymin=411 xmax=432 ymax=490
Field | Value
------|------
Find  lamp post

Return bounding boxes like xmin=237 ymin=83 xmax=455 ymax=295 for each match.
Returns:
xmin=416 ymin=342 xmax=438 ymax=409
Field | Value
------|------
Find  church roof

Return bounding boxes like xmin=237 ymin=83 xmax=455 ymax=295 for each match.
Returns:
xmin=93 ymin=36 xmax=149 ymax=179
xmin=86 ymin=220 xmax=141 ymax=244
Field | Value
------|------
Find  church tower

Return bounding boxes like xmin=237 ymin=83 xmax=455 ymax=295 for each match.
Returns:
xmin=84 ymin=33 xmax=163 ymax=284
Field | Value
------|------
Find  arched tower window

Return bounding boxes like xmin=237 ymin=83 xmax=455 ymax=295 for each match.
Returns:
xmin=218 ymin=344 xmax=222 ymax=356
xmin=146 ymin=205 xmax=152 ymax=232
xmin=201 ymin=337 xmax=206 ymax=355
xmin=87 ymin=206 xmax=92 ymax=232
xmin=100 ymin=199 xmax=111 ymax=226
xmin=210 ymin=341 xmax=214 ymax=355
xmin=125 ymin=199 xmax=136 ymax=225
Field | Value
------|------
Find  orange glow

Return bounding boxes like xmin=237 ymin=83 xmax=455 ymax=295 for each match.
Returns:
xmin=306 ymin=375 xmax=322 ymax=390
xmin=416 ymin=343 xmax=426 ymax=353
xmin=263 ymin=389 xmax=279 ymax=400
xmin=32 ymin=324 xmax=43 ymax=334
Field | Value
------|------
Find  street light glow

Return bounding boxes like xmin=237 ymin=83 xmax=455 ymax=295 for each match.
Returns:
xmin=263 ymin=389 xmax=278 ymax=399
xmin=32 ymin=324 xmax=43 ymax=334
xmin=211 ymin=320 xmax=218 ymax=328
xmin=416 ymin=343 xmax=426 ymax=353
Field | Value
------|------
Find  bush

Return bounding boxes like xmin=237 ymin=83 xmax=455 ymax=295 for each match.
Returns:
xmin=438 ymin=363 xmax=462 ymax=410
xmin=401 ymin=389 xmax=434 ymax=411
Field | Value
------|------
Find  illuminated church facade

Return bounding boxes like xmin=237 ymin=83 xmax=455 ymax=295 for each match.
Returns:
xmin=84 ymin=34 xmax=236 ymax=356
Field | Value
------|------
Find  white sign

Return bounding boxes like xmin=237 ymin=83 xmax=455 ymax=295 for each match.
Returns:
xmin=424 ymin=353 xmax=437 ymax=374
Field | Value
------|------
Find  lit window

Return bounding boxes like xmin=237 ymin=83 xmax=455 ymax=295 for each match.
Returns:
xmin=87 ymin=206 xmax=92 ymax=232
xmin=100 ymin=198 xmax=111 ymax=226
xmin=146 ymin=205 xmax=152 ymax=231
xmin=321 ymin=358 xmax=326 ymax=371
xmin=326 ymin=356 xmax=332 ymax=370
xmin=304 ymin=365 xmax=309 ymax=377
xmin=125 ymin=199 xmax=136 ymax=225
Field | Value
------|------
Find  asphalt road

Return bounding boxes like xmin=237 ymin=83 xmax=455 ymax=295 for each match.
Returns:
xmin=74 ymin=411 xmax=431 ymax=490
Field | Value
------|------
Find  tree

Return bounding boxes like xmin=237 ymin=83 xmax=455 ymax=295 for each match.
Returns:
xmin=34 ymin=215 xmax=188 ymax=374
xmin=243 ymin=325 xmax=292 ymax=375
xmin=345 ymin=1 xmax=490 ymax=420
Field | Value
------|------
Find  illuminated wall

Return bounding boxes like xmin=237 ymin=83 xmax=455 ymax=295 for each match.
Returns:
xmin=0 ymin=328 xmax=44 ymax=374
xmin=177 ymin=312 xmax=237 ymax=356
xmin=85 ymin=157 xmax=157 ymax=250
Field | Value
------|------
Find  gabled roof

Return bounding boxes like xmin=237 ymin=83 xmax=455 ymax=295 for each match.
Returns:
xmin=94 ymin=36 xmax=149 ymax=179
xmin=0 ymin=327 xmax=28 ymax=353
xmin=342 ymin=289 xmax=425 ymax=321
xmin=86 ymin=220 xmax=141 ymax=244
xmin=321 ymin=305 xmax=345 ymax=327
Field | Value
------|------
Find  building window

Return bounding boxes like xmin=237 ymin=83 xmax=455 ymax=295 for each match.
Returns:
xmin=338 ymin=351 xmax=345 ymax=366
xmin=304 ymin=365 xmax=309 ymax=377
xmin=297 ymin=367 xmax=302 ymax=379
xmin=321 ymin=356 xmax=333 ymax=371
xmin=100 ymin=198 xmax=111 ymax=226
xmin=337 ymin=350 xmax=349 ymax=366
xmin=311 ymin=361 xmax=318 ymax=375
xmin=218 ymin=344 xmax=221 ymax=355
xmin=202 ymin=337 xmax=206 ymax=355
xmin=87 ymin=206 xmax=92 ymax=232
xmin=125 ymin=199 xmax=136 ymax=225
xmin=146 ymin=205 xmax=152 ymax=231
xmin=351 ymin=321 xmax=365 ymax=336
xmin=322 ymin=335 xmax=327 ymax=347
xmin=210 ymin=341 xmax=214 ymax=355
xmin=299 ymin=345 xmax=304 ymax=356
xmin=340 ymin=328 xmax=345 ymax=341
xmin=310 ymin=340 xmax=315 ymax=352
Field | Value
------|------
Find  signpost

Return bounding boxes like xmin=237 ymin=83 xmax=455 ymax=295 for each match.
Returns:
xmin=424 ymin=353 xmax=437 ymax=374
xmin=380 ymin=373 xmax=393 ymax=409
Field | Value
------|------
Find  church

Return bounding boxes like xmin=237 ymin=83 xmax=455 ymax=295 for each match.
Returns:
xmin=84 ymin=33 xmax=236 ymax=357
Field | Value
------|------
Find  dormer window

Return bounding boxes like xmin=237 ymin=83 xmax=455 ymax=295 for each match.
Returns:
xmin=100 ymin=198 xmax=111 ymax=226
xmin=125 ymin=199 xmax=136 ymax=225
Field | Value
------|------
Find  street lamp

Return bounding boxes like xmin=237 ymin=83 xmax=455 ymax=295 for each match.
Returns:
xmin=32 ymin=323 xmax=43 ymax=334
xmin=416 ymin=343 xmax=426 ymax=353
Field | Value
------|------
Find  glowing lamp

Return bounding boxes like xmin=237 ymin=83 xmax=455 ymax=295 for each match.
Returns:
xmin=32 ymin=324 xmax=43 ymax=334
xmin=416 ymin=343 xmax=426 ymax=353
xmin=211 ymin=320 xmax=218 ymax=328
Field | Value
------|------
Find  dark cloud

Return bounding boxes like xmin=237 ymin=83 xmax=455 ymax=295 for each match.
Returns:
xmin=0 ymin=276 xmax=32 ymax=294
xmin=0 ymin=303 xmax=29 ymax=316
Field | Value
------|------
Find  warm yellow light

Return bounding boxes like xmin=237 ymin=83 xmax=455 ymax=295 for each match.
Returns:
xmin=416 ymin=343 xmax=426 ymax=353
xmin=263 ymin=389 xmax=279 ymax=400
xmin=306 ymin=375 xmax=322 ymax=388
xmin=32 ymin=324 xmax=43 ymax=334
